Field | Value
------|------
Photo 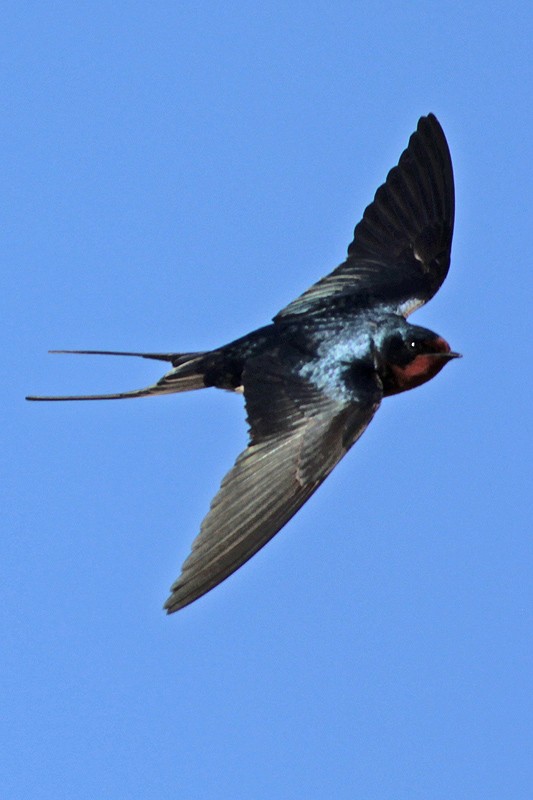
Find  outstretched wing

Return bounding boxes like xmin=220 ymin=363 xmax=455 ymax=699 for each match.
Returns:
xmin=164 ymin=356 xmax=382 ymax=612
xmin=275 ymin=113 xmax=454 ymax=321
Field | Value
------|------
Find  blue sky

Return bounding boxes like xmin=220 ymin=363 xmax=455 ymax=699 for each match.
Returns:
xmin=3 ymin=3 xmax=532 ymax=798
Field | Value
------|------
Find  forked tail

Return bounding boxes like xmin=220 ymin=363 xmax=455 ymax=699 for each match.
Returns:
xmin=26 ymin=349 xmax=210 ymax=401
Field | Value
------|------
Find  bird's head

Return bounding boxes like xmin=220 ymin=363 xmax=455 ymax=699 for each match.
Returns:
xmin=378 ymin=322 xmax=461 ymax=396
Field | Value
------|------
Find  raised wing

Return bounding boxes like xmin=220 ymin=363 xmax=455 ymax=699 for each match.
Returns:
xmin=275 ymin=114 xmax=454 ymax=321
xmin=164 ymin=355 xmax=382 ymax=612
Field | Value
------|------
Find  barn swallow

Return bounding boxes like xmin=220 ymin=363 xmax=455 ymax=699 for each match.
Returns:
xmin=27 ymin=113 xmax=460 ymax=613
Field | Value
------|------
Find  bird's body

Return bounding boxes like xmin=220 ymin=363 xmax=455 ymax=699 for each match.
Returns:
xmin=27 ymin=114 xmax=460 ymax=613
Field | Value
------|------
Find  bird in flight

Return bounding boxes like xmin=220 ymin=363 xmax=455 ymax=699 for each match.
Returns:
xmin=27 ymin=113 xmax=460 ymax=614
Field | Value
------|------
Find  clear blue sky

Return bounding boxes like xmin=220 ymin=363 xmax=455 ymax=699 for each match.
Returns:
xmin=3 ymin=3 xmax=532 ymax=798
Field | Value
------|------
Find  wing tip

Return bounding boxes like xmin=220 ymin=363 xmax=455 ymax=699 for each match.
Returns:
xmin=163 ymin=584 xmax=194 ymax=614
xmin=163 ymin=598 xmax=180 ymax=615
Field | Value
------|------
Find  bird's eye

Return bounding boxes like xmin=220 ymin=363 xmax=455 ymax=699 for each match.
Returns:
xmin=409 ymin=340 xmax=418 ymax=350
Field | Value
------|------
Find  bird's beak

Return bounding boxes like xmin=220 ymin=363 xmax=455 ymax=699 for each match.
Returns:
xmin=433 ymin=336 xmax=461 ymax=359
